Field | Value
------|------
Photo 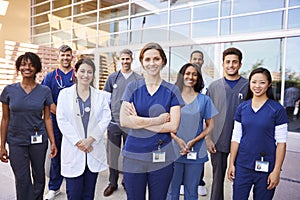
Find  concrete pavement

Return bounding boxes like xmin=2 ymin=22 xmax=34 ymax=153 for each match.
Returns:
xmin=1 ymin=132 xmax=300 ymax=200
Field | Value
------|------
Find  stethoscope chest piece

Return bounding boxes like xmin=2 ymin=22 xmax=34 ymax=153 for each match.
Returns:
xmin=113 ymin=83 xmax=118 ymax=89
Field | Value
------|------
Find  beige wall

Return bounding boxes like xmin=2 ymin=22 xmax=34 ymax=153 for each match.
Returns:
xmin=0 ymin=0 xmax=30 ymax=58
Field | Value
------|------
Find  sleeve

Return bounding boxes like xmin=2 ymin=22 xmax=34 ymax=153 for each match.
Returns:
xmin=231 ymin=121 xmax=242 ymax=143
xmin=275 ymin=106 xmax=290 ymax=126
xmin=203 ymin=96 xmax=218 ymax=120
xmin=0 ymin=86 xmax=9 ymax=104
xmin=44 ymin=87 xmax=54 ymax=106
xmin=234 ymin=104 xmax=242 ymax=122
xmin=103 ymin=75 xmax=113 ymax=93
xmin=41 ymin=73 xmax=51 ymax=87
xmin=275 ymin=123 xmax=288 ymax=143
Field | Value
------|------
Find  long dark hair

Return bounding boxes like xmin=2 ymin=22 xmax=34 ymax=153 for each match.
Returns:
xmin=175 ymin=63 xmax=204 ymax=93
xmin=245 ymin=67 xmax=275 ymax=100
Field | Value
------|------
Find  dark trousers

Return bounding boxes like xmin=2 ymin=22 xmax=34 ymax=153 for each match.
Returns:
xmin=233 ymin=165 xmax=275 ymax=200
xmin=9 ymin=142 xmax=48 ymax=200
xmin=65 ymin=166 xmax=98 ymax=200
xmin=107 ymin=123 xmax=127 ymax=187
xmin=123 ymin=157 xmax=173 ymax=200
xmin=49 ymin=130 xmax=63 ymax=190
xmin=210 ymin=151 xmax=229 ymax=200
xmin=199 ymin=164 xmax=205 ymax=186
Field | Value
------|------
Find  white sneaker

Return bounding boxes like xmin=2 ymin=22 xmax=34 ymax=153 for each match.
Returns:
xmin=44 ymin=190 xmax=61 ymax=200
xmin=180 ymin=185 xmax=184 ymax=195
xmin=198 ymin=185 xmax=207 ymax=196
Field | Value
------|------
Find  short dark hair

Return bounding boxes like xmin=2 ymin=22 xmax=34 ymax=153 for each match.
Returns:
xmin=245 ymin=67 xmax=274 ymax=100
xmin=139 ymin=42 xmax=167 ymax=67
xmin=190 ymin=50 xmax=204 ymax=60
xmin=223 ymin=47 xmax=242 ymax=63
xmin=120 ymin=49 xmax=133 ymax=58
xmin=15 ymin=52 xmax=42 ymax=79
xmin=175 ymin=63 xmax=204 ymax=93
xmin=58 ymin=44 xmax=72 ymax=53
xmin=74 ymin=58 xmax=96 ymax=87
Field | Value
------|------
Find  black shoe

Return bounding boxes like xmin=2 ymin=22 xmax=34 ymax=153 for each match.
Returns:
xmin=103 ymin=184 xmax=117 ymax=197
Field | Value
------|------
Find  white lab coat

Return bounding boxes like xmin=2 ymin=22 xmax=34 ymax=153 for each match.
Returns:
xmin=56 ymin=85 xmax=111 ymax=178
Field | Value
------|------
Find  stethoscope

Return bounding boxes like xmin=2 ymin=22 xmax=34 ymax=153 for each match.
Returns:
xmin=55 ymin=68 xmax=75 ymax=89
xmin=113 ymin=70 xmax=138 ymax=89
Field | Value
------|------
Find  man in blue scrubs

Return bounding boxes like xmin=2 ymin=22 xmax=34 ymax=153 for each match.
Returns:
xmin=42 ymin=45 xmax=74 ymax=200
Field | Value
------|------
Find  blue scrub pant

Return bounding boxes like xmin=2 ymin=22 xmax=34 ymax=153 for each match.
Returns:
xmin=167 ymin=162 xmax=203 ymax=200
xmin=48 ymin=125 xmax=63 ymax=191
xmin=233 ymin=165 xmax=275 ymax=200
xmin=65 ymin=166 xmax=98 ymax=200
xmin=9 ymin=142 xmax=48 ymax=200
xmin=123 ymin=157 xmax=173 ymax=200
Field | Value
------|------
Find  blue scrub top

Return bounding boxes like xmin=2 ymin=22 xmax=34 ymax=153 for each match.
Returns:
xmin=0 ymin=83 xmax=53 ymax=145
xmin=174 ymin=93 xmax=218 ymax=164
xmin=234 ymin=99 xmax=289 ymax=170
xmin=41 ymin=68 xmax=74 ymax=105
xmin=121 ymin=79 xmax=185 ymax=162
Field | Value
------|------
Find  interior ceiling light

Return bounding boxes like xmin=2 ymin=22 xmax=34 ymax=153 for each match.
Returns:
xmin=0 ymin=0 xmax=9 ymax=16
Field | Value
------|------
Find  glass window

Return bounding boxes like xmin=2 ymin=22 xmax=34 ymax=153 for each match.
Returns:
xmin=171 ymin=7 xmax=191 ymax=24
xmin=33 ymin=3 xmax=50 ymax=15
xmin=226 ymin=39 xmax=282 ymax=99
xmin=33 ymin=24 xmax=50 ymax=35
xmin=285 ymin=37 xmax=300 ymax=132
xmin=51 ymin=18 xmax=72 ymax=31
xmin=100 ymin=4 xmax=128 ymax=21
xmin=170 ymin=24 xmax=190 ymax=41
xmin=52 ymin=30 xmax=72 ymax=44
xmin=73 ymin=2 xmax=97 ymax=15
xmin=232 ymin=12 xmax=283 ymax=34
xmin=193 ymin=2 xmax=219 ymax=20
xmin=52 ymin=0 xmax=71 ymax=9
xmin=221 ymin=0 xmax=231 ymax=17
xmin=288 ymin=8 xmax=300 ymax=29
xmin=130 ymin=28 xmax=168 ymax=44
xmin=99 ymin=20 xmax=128 ymax=34
xmin=32 ymin=34 xmax=51 ymax=44
xmin=233 ymin=0 xmax=285 ymax=15
xmin=33 ymin=14 xmax=49 ymax=25
xmin=73 ymin=37 xmax=97 ymax=50
xmin=52 ymin=7 xmax=72 ymax=19
xmin=131 ymin=12 xmax=168 ymax=30
xmin=73 ymin=12 xmax=98 ymax=27
xmin=98 ymin=32 xmax=128 ymax=47
xmin=221 ymin=18 xmax=230 ymax=35
xmin=131 ymin=0 xmax=168 ymax=15
xmin=73 ymin=24 xmax=97 ymax=39
xmin=192 ymin=20 xmax=218 ymax=38
xmin=289 ymin=0 xmax=300 ymax=6
xmin=100 ymin=0 xmax=128 ymax=9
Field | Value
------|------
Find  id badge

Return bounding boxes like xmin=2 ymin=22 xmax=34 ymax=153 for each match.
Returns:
xmin=152 ymin=151 xmax=166 ymax=163
xmin=255 ymin=160 xmax=269 ymax=172
xmin=187 ymin=151 xmax=197 ymax=160
xmin=31 ymin=135 xmax=42 ymax=144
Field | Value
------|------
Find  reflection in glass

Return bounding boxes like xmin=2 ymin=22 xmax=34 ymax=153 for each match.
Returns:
xmin=33 ymin=3 xmax=50 ymax=15
xmin=131 ymin=0 xmax=168 ymax=14
xmin=73 ymin=13 xmax=97 ymax=27
xmin=131 ymin=12 xmax=167 ymax=30
xmin=289 ymin=0 xmax=300 ymax=6
xmin=171 ymin=8 xmax=190 ymax=24
xmin=130 ymin=28 xmax=168 ymax=44
xmin=288 ymin=8 xmax=300 ymax=29
xmin=221 ymin=0 xmax=231 ymax=17
xmin=33 ymin=14 xmax=49 ymax=25
xmin=33 ymin=24 xmax=50 ymax=35
xmin=192 ymin=20 xmax=218 ymax=38
xmin=100 ymin=4 xmax=128 ymax=21
xmin=232 ymin=12 xmax=283 ymax=34
xmin=52 ymin=7 xmax=72 ymax=18
xmin=32 ymin=34 xmax=50 ymax=44
xmin=193 ymin=2 xmax=218 ymax=20
xmin=170 ymin=24 xmax=190 ymax=40
xmin=73 ymin=1 xmax=97 ymax=15
xmin=221 ymin=19 xmax=230 ymax=35
xmin=233 ymin=0 xmax=284 ymax=15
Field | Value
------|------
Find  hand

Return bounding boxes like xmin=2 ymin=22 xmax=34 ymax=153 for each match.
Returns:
xmin=0 ymin=148 xmax=9 ymax=163
xmin=206 ymin=137 xmax=217 ymax=154
xmin=267 ymin=170 xmax=280 ymax=190
xmin=49 ymin=143 xmax=58 ymax=158
xmin=157 ymin=113 xmax=170 ymax=124
xmin=125 ymin=102 xmax=137 ymax=116
xmin=227 ymin=164 xmax=235 ymax=182
xmin=76 ymin=137 xmax=95 ymax=153
xmin=176 ymin=138 xmax=189 ymax=155
xmin=186 ymin=140 xmax=196 ymax=150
